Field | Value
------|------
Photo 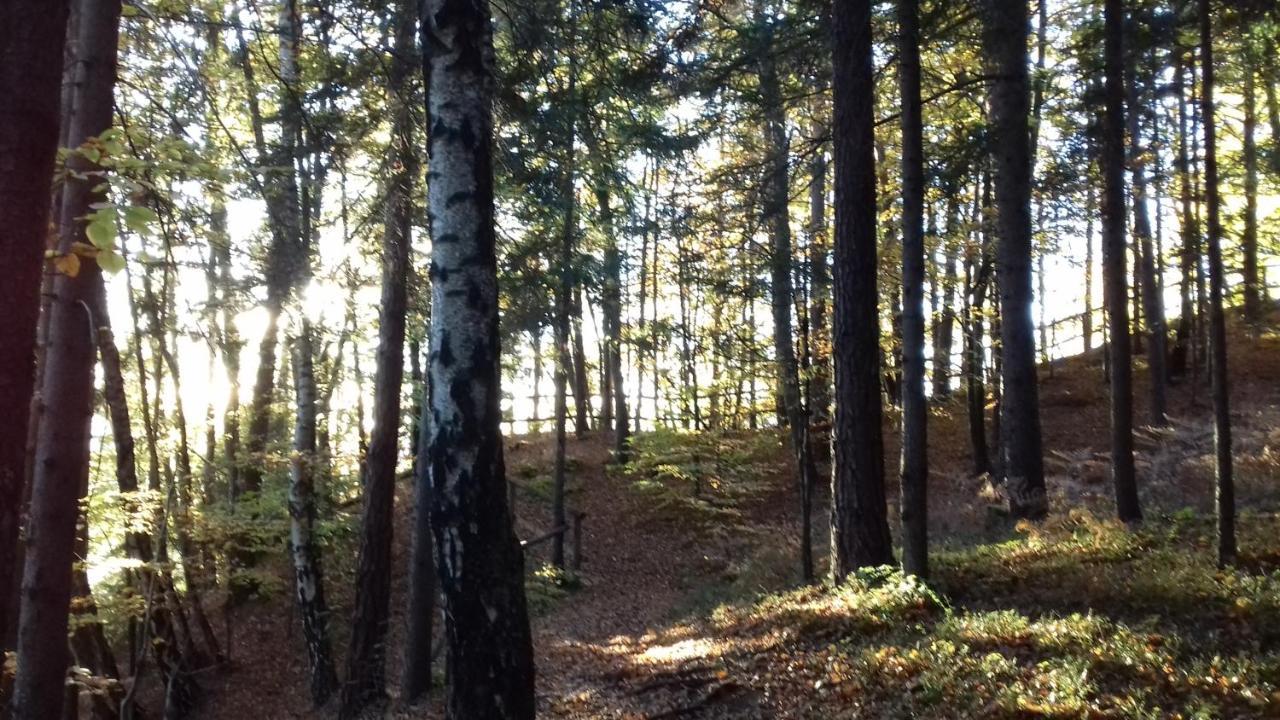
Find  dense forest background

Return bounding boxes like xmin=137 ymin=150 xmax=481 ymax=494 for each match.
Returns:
xmin=2 ymin=0 xmax=1280 ymax=717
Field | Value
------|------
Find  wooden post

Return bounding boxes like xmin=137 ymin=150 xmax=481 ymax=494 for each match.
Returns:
xmin=571 ymin=512 xmax=586 ymax=572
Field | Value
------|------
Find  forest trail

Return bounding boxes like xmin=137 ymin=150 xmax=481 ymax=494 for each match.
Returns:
xmin=187 ymin=312 xmax=1280 ymax=719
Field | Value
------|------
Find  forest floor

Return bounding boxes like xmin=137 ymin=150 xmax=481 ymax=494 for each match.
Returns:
xmin=188 ymin=308 xmax=1280 ymax=719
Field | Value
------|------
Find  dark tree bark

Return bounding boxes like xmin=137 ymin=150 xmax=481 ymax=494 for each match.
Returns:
xmin=1084 ymin=185 xmax=1095 ymax=354
xmin=1198 ymin=0 xmax=1234 ymax=566
xmin=0 ymin=0 xmax=72 ymax=653
xmin=1242 ymin=47 xmax=1260 ymax=322
xmin=808 ymin=123 xmax=832 ymax=428
xmin=597 ymin=184 xmax=631 ymax=462
xmin=1127 ymin=41 xmax=1168 ymax=426
xmin=531 ymin=330 xmax=544 ymax=431
xmin=831 ymin=0 xmax=894 ymax=578
xmin=965 ymin=173 xmax=994 ymax=477
xmin=1266 ymin=40 xmax=1280 ymax=169
xmin=572 ymin=288 xmax=591 ymax=436
xmin=402 ymin=367 xmax=435 ymax=704
xmin=340 ymin=1 xmax=418 ymax=713
xmin=10 ymin=0 xmax=122 ymax=715
xmin=757 ymin=13 xmax=820 ymax=582
xmin=1102 ymin=0 xmax=1141 ymax=524
xmin=933 ymin=199 xmax=959 ymax=398
xmin=1171 ymin=49 xmax=1199 ymax=380
xmin=897 ymin=0 xmax=928 ymax=578
xmin=980 ymin=0 xmax=1047 ymax=519
xmin=289 ymin=323 xmax=339 ymax=705
xmin=635 ymin=159 xmax=652 ymax=433
xmin=422 ymin=0 xmax=537 ymax=713
xmin=552 ymin=0 xmax=581 ymax=566
xmin=552 ymin=192 xmax=573 ymax=570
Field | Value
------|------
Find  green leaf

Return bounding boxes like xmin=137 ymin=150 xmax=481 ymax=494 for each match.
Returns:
xmin=97 ymin=248 xmax=125 ymax=274
xmin=122 ymin=205 xmax=157 ymax=235
xmin=85 ymin=210 xmax=117 ymax=250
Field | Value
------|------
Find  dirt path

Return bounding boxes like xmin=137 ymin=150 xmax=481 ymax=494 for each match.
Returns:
xmin=509 ymin=434 xmax=778 ymax=718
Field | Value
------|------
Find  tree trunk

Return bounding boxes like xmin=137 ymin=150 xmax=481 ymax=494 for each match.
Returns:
xmin=1170 ymin=49 xmax=1198 ymax=380
xmin=1127 ymin=43 xmax=1168 ymax=426
xmin=572 ymin=288 xmax=591 ymax=436
xmin=531 ymin=330 xmax=543 ymax=431
xmin=95 ymin=285 xmax=199 ymax=716
xmin=635 ymin=159 xmax=651 ymax=433
xmin=807 ymin=123 xmax=832 ymax=428
xmin=422 ymin=0 xmax=538 ymax=711
xmin=146 ymin=258 xmax=223 ymax=666
xmin=758 ymin=12 xmax=819 ymax=583
xmin=1084 ymin=184 xmax=1095 ymax=354
xmin=340 ymin=1 xmax=418 ymax=713
xmin=933 ymin=198 xmax=959 ymax=398
xmin=0 ymin=0 xmax=72 ymax=653
xmin=831 ymin=0 xmax=894 ymax=578
xmin=1198 ymin=0 xmax=1234 ymax=566
xmin=69 ymin=478 xmax=122 ymax=719
xmin=402 ymin=363 xmax=435 ymax=704
xmin=552 ymin=182 xmax=574 ymax=571
xmin=598 ymin=185 xmax=631 ymax=462
xmin=981 ymin=0 xmax=1046 ymax=519
xmin=237 ymin=0 xmax=308 ymax=497
xmin=1103 ymin=0 xmax=1140 ymax=523
xmin=1242 ymin=47 xmax=1260 ymax=322
xmin=10 ymin=0 xmax=121 ymax=715
xmin=897 ymin=0 xmax=928 ymax=578
xmin=289 ymin=323 xmax=339 ymax=705
xmin=966 ymin=171 xmax=994 ymax=477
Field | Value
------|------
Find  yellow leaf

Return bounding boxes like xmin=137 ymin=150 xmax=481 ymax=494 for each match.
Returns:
xmin=53 ymin=252 xmax=81 ymax=277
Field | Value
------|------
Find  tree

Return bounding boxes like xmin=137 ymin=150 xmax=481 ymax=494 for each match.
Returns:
xmin=289 ymin=322 xmax=339 ymax=705
xmin=0 ymin=0 xmax=72 ymax=651
xmin=340 ymin=0 xmax=419 ymax=713
xmin=981 ymin=0 xmax=1047 ymax=519
xmin=1102 ymin=0 xmax=1141 ymax=524
xmin=402 ymin=376 xmax=435 ymax=704
xmin=831 ymin=0 xmax=894 ymax=579
xmin=757 ymin=3 xmax=821 ymax=583
xmin=897 ymin=0 xmax=928 ymax=578
xmin=1199 ymin=0 xmax=1235 ymax=567
xmin=1242 ymin=42 xmax=1260 ymax=323
xmin=10 ymin=0 xmax=123 ymax=715
xmin=1127 ymin=22 xmax=1168 ymax=425
xmin=236 ymin=0 xmax=310 ymax=499
xmin=421 ymin=0 xmax=537 ymax=712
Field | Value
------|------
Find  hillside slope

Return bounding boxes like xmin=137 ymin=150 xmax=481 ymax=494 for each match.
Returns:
xmin=191 ymin=312 xmax=1280 ymax=719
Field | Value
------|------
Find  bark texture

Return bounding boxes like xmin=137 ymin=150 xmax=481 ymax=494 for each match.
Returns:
xmin=422 ymin=0 xmax=537 ymax=713
xmin=11 ymin=0 xmax=122 ymax=715
xmin=0 ymin=0 xmax=73 ymax=652
xmin=1199 ymin=0 xmax=1234 ymax=566
xmin=340 ymin=0 xmax=418 ymax=713
xmin=1103 ymin=0 xmax=1141 ymax=524
xmin=897 ymin=0 xmax=928 ymax=578
xmin=980 ymin=0 xmax=1047 ymax=519
xmin=1127 ymin=46 xmax=1168 ymax=425
xmin=831 ymin=0 xmax=894 ymax=579
xmin=289 ymin=324 xmax=339 ymax=705
xmin=758 ymin=12 xmax=820 ymax=583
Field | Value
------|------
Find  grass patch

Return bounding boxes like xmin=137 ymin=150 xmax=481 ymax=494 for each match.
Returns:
xmin=689 ymin=514 xmax=1280 ymax=719
xmin=620 ymin=429 xmax=784 ymax=528
xmin=526 ymin=563 xmax=582 ymax=617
